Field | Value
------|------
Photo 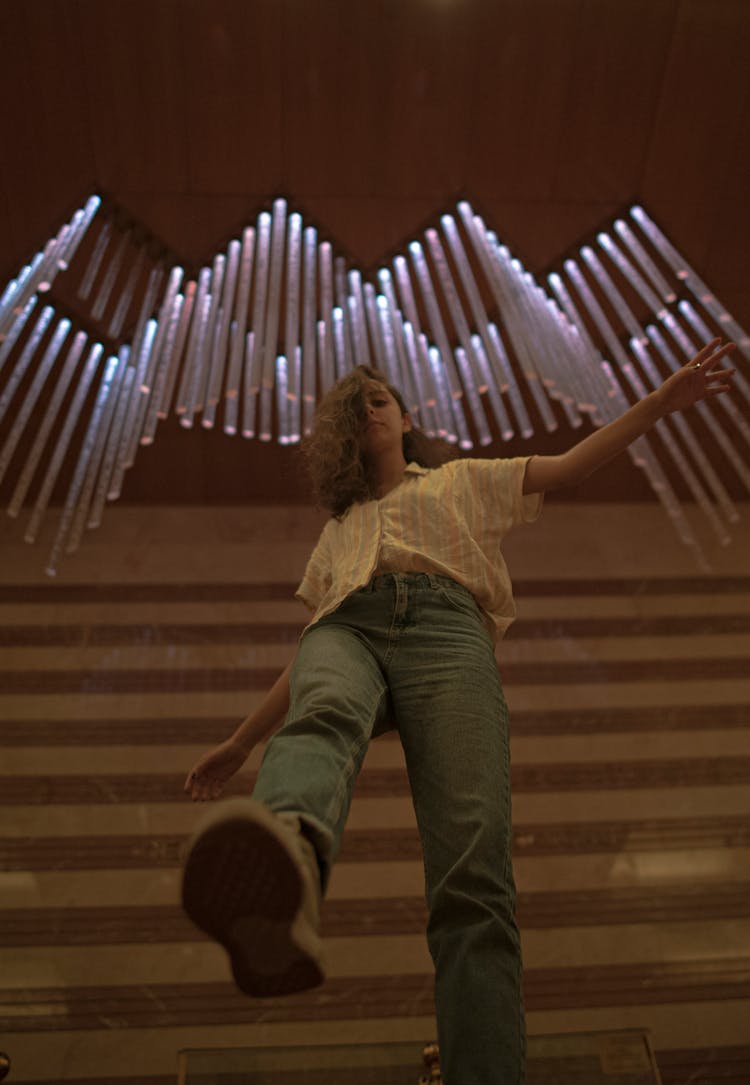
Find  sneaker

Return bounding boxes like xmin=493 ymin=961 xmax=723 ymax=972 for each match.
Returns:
xmin=182 ymin=797 xmax=325 ymax=997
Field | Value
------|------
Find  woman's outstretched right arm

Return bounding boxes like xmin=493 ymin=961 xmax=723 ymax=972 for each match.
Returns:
xmin=183 ymin=658 xmax=293 ymax=801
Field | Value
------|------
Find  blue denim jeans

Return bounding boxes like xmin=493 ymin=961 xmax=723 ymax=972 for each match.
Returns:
xmin=253 ymin=572 xmax=525 ymax=1083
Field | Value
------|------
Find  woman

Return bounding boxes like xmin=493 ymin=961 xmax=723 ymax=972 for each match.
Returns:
xmin=183 ymin=338 xmax=735 ymax=1084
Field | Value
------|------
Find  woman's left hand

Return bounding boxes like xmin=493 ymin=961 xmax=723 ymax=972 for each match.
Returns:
xmin=656 ymin=337 xmax=737 ymax=415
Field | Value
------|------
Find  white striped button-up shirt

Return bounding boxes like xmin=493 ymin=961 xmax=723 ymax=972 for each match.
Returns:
xmin=296 ymin=457 xmax=543 ymax=641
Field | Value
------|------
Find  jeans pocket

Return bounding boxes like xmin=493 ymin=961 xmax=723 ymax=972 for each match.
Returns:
xmin=435 ymin=580 xmax=480 ymax=618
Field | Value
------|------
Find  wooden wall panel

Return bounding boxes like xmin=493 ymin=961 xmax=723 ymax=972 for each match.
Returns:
xmin=282 ymin=0 xmax=477 ymax=199
xmin=181 ymin=0 xmax=284 ymax=195
xmin=0 ymin=2 xmax=95 ymax=266
xmin=641 ymin=0 xmax=750 ymax=262
xmin=551 ymin=0 xmax=677 ymax=202
xmin=74 ymin=0 xmax=188 ymax=195
xmin=465 ymin=0 xmax=581 ymax=201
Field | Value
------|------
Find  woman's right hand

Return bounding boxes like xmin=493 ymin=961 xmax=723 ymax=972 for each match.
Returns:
xmin=184 ymin=738 xmax=250 ymax=801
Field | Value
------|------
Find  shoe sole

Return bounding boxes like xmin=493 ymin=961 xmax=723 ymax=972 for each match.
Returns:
xmin=182 ymin=808 xmax=324 ymax=997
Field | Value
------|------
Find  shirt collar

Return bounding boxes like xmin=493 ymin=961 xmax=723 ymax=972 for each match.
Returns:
xmin=404 ymin=462 xmax=430 ymax=476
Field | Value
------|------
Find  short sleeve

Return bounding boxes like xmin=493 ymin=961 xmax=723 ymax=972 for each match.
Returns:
xmin=514 ymin=456 xmax=544 ymax=524
xmin=460 ymin=456 xmax=543 ymax=532
xmin=295 ymin=523 xmax=333 ymax=612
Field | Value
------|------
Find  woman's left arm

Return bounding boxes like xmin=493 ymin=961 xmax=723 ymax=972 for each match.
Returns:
xmin=523 ymin=338 xmax=737 ymax=495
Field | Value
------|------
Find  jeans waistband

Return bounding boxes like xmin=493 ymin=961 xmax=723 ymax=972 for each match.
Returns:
xmin=363 ymin=572 xmax=460 ymax=593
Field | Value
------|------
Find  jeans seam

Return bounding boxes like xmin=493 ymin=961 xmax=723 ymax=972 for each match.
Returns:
xmin=322 ymin=686 xmax=386 ymax=828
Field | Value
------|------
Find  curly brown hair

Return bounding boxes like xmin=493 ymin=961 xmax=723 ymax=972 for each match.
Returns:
xmin=301 ymin=365 xmax=456 ymax=518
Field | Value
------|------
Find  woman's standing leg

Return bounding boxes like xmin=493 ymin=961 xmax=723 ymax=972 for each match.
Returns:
xmin=388 ymin=579 xmax=525 ymax=1085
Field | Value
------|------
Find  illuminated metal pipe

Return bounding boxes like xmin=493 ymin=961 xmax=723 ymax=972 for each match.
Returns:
xmin=348 ymin=270 xmax=371 ymax=369
xmin=455 ymin=347 xmax=492 ymax=445
xmin=192 ymin=254 xmax=225 ymax=415
xmin=37 ymin=223 xmax=73 ymax=291
xmin=564 ymin=258 xmax=632 ymax=369
xmin=424 ymin=228 xmax=484 ymax=390
xmin=276 ymin=355 xmax=290 ymax=444
xmin=0 ymin=297 xmax=38 ymax=379
xmin=363 ymin=282 xmax=388 ymax=375
xmin=471 ymin=335 xmax=513 ymax=440
xmin=25 ymin=342 xmax=104 ymax=545
xmin=262 ymin=200 xmax=287 ymax=395
xmin=375 ymin=296 xmax=402 ymax=396
xmin=48 ymin=353 xmax=122 ymax=575
xmin=399 ymin=322 xmax=436 ymax=435
xmin=121 ymin=264 xmax=164 ymax=448
xmin=457 ymin=204 xmax=545 ymax=433
xmin=599 ymin=360 xmax=707 ymax=565
xmin=542 ymin=295 xmax=593 ymax=421
xmin=392 ymin=258 xmax=425 ymax=355
xmin=91 ymin=228 xmax=130 ymax=321
xmin=78 ymin=219 xmax=112 ymax=300
xmin=247 ymin=212 xmax=272 ymax=402
xmin=631 ymin=204 xmax=750 ymax=355
xmin=376 ymin=293 xmax=418 ymax=414
xmin=429 ymin=345 xmax=471 ymax=447
xmin=59 ymin=195 xmax=101 ymax=271
xmin=441 ymin=212 xmax=521 ymax=420
xmin=335 ymin=257 xmax=354 ymax=372
xmin=0 ymin=260 xmax=40 ymax=334
xmin=390 ymin=303 xmax=422 ymax=420
xmin=161 ymin=281 xmax=195 ymax=419
xmin=485 ymin=238 xmax=558 ymax=432
xmin=513 ymin=267 xmax=580 ymax=427
xmin=0 ymin=314 xmax=68 ymax=485
xmin=223 ymin=325 xmax=240 ymax=437
xmin=332 ymin=306 xmax=348 ymax=380
xmin=581 ymin=245 xmax=647 ymax=345
xmin=113 ymin=318 xmax=157 ymax=496
xmin=285 ymin=214 xmax=302 ymax=402
xmin=547 ymin=272 xmax=610 ymax=418
xmin=0 ymin=276 xmax=23 ymax=336
xmin=68 ymin=351 xmax=128 ymax=551
xmin=386 ymin=262 xmax=458 ymax=431
xmin=242 ymin=332 xmax=258 ymax=438
xmin=677 ymin=300 xmax=750 ymax=410
xmin=405 ymin=243 xmax=462 ymax=400
xmin=109 ymin=244 xmax=146 ymax=338
xmin=290 ymin=345 xmax=302 ymax=442
xmin=664 ymin=308 xmax=750 ymax=451
xmin=377 ymin=271 xmax=414 ymax=394
xmin=7 ymin=330 xmax=89 ymax=517
xmin=487 ymin=323 xmax=533 ymax=438
xmin=301 ymin=227 xmax=318 ymax=432
xmin=318 ymin=242 xmax=335 ymax=393
xmin=140 ymin=265 xmax=185 ymax=440
xmin=597 ymin=231 xmax=667 ymax=317
xmin=178 ymin=280 xmax=211 ymax=422
xmin=613 ymin=217 xmax=676 ymax=305
xmin=347 ymin=293 xmax=366 ymax=368
xmin=224 ymin=227 xmax=255 ymax=427
xmin=204 ymin=241 xmax=240 ymax=427
xmin=659 ymin=308 xmax=750 ymax=450
xmin=630 ymin=336 xmax=731 ymax=545
xmin=145 ymin=292 xmax=186 ymax=440
xmin=647 ymin=324 xmax=750 ymax=493
xmin=0 ymin=243 xmax=56 ymax=335
xmin=258 ymin=382 xmax=273 ymax=441
xmin=95 ymin=357 xmax=134 ymax=515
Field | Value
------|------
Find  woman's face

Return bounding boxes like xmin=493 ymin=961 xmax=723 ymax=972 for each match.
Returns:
xmin=359 ymin=380 xmax=411 ymax=460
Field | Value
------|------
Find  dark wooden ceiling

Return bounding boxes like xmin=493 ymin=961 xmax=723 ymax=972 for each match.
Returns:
xmin=1 ymin=0 xmax=748 ymax=505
